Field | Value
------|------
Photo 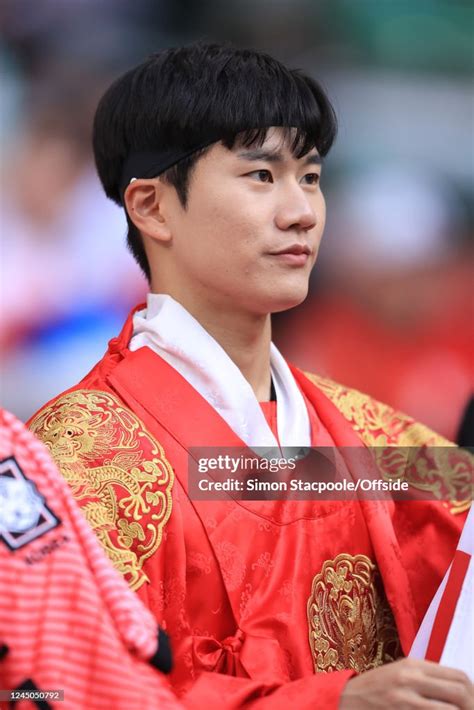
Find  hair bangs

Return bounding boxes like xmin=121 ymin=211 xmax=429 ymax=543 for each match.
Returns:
xmin=226 ymin=126 xmax=321 ymax=160
xmin=215 ymin=61 xmax=336 ymax=158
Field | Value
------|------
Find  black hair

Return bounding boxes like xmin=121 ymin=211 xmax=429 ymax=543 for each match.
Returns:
xmin=93 ymin=42 xmax=337 ymax=281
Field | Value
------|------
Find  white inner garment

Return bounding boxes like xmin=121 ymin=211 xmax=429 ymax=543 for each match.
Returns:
xmin=129 ymin=294 xmax=311 ymax=454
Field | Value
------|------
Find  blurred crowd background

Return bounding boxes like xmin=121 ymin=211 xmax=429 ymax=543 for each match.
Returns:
xmin=1 ymin=0 xmax=472 ymax=442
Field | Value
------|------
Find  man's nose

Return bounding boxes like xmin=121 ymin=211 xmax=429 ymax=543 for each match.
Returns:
xmin=274 ymin=186 xmax=317 ymax=232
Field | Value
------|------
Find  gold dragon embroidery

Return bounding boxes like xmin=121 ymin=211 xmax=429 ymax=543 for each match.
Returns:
xmin=29 ymin=389 xmax=174 ymax=590
xmin=305 ymin=373 xmax=472 ymax=513
xmin=307 ymin=553 xmax=401 ymax=673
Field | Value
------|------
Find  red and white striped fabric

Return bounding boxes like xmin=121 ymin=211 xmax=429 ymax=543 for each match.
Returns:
xmin=410 ymin=504 xmax=473 ymax=680
xmin=0 ymin=408 xmax=181 ymax=710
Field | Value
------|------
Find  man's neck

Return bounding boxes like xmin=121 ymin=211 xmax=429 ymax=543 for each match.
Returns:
xmin=198 ymin=309 xmax=272 ymax=402
xmin=150 ymin=290 xmax=272 ymax=401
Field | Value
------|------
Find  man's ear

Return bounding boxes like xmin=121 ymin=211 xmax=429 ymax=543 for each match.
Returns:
xmin=123 ymin=178 xmax=172 ymax=243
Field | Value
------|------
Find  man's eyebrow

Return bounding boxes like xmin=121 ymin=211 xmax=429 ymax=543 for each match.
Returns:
xmin=236 ymin=149 xmax=322 ymax=166
xmin=303 ymin=153 xmax=322 ymax=166
xmin=237 ymin=149 xmax=283 ymax=163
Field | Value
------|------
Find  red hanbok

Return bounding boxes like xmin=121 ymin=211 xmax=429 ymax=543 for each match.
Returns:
xmin=29 ymin=307 xmax=469 ymax=709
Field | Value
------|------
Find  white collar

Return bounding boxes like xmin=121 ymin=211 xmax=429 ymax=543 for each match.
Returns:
xmin=129 ymin=294 xmax=311 ymax=453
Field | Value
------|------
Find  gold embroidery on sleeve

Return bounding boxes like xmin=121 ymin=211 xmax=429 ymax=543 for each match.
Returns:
xmin=30 ymin=389 xmax=174 ymax=590
xmin=307 ymin=553 xmax=401 ymax=673
xmin=370 ymin=446 xmax=472 ymax=514
xmin=304 ymin=373 xmax=447 ymax=446
xmin=304 ymin=373 xmax=472 ymax=513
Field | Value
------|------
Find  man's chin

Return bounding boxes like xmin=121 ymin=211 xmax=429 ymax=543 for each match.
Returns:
xmin=268 ymin=289 xmax=309 ymax=315
xmin=238 ymin=284 xmax=309 ymax=316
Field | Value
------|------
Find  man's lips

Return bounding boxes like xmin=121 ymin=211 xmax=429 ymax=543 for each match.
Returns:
xmin=270 ymin=244 xmax=311 ymax=256
xmin=266 ymin=243 xmax=312 ymax=266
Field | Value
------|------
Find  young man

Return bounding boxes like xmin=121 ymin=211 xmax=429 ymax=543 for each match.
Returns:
xmin=29 ymin=44 xmax=472 ymax=708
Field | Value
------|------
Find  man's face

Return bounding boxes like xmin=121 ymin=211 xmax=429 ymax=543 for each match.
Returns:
xmin=160 ymin=127 xmax=326 ymax=315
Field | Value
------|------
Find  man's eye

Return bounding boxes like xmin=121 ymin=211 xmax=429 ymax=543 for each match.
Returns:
xmin=302 ymin=173 xmax=320 ymax=185
xmin=248 ymin=170 xmax=273 ymax=183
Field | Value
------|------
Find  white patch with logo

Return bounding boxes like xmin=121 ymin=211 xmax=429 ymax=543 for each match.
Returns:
xmin=0 ymin=457 xmax=60 ymax=550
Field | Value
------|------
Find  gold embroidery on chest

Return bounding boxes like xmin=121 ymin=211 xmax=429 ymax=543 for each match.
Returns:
xmin=307 ymin=553 xmax=401 ymax=673
xmin=29 ymin=389 xmax=174 ymax=590
xmin=304 ymin=373 xmax=471 ymax=513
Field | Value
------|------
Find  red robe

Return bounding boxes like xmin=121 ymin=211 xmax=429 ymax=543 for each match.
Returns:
xmin=28 ymin=307 xmax=470 ymax=709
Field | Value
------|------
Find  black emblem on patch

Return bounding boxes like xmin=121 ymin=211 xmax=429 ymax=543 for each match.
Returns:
xmin=0 ymin=457 xmax=60 ymax=551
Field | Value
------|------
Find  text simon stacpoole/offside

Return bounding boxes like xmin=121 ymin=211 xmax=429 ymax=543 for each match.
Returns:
xmin=191 ymin=452 xmax=410 ymax=496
